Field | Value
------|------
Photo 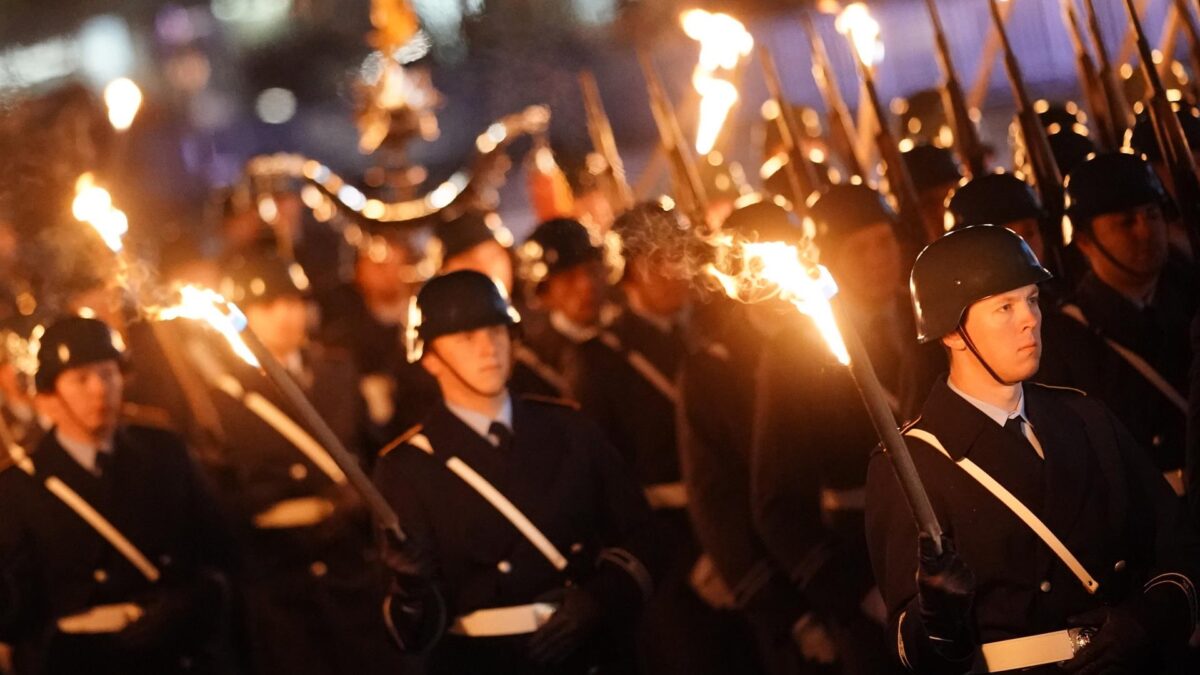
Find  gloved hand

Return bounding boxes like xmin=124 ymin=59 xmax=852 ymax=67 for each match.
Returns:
xmin=792 ymin=612 xmax=837 ymax=665
xmin=527 ymin=586 xmax=602 ymax=665
xmin=1060 ymin=606 xmax=1150 ymax=674
xmin=916 ymin=533 xmax=976 ymax=657
xmin=116 ymin=572 xmax=225 ymax=651
xmin=380 ymin=537 xmax=443 ymax=652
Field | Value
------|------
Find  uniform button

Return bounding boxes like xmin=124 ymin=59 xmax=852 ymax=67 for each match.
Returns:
xmin=310 ymin=561 xmax=328 ymax=578
xmin=1152 ymin=435 xmax=1164 ymax=447
xmin=159 ymin=554 xmax=173 ymax=567
xmin=570 ymin=542 xmax=584 ymax=554
xmin=93 ymin=569 xmax=108 ymax=583
xmin=497 ymin=560 xmax=512 ymax=574
xmin=1114 ymin=560 xmax=1127 ymax=572
xmin=1039 ymin=580 xmax=1052 ymax=593
xmin=290 ymin=463 xmax=309 ymax=480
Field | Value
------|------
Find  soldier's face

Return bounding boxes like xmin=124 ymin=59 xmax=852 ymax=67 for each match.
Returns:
xmin=1003 ymin=218 xmax=1045 ymax=261
xmin=953 ymin=284 xmax=1042 ymax=382
xmin=541 ymin=262 xmax=605 ymax=328
xmin=44 ymin=361 xmax=123 ymax=439
xmin=826 ymin=222 xmax=902 ymax=307
xmin=1079 ymin=203 xmax=1168 ymax=284
xmin=246 ymin=296 xmax=308 ymax=358
xmin=425 ymin=325 xmax=512 ymax=397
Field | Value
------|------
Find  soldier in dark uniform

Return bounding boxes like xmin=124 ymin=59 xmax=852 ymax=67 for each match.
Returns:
xmin=1061 ymin=153 xmax=1197 ymax=494
xmin=512 ymin=218 xmax=610 ymax=399
xmin=748 ymin=190 xmax=921 ymax=674
xmin=567 ymin=202 xmax=760 ymax=674
xmin=867 ymin=225 xmax=1200 ymax=674
xmin=317 ymin=231 xmax=439 ymax=441
xmin=195 ymin=253 xmax=402 ymax=675
xmin=0 ymin=317 xmax=232 ymax=675
xmin=432 ymin=210 xmax=515 ymax=293
xmin=900 ymin=143 xmax=962 ymax=242
xmin=1125 ymin=104 xmax=1200 ymax=259
xmin=373 ymin=270 xmax=658 ymax=674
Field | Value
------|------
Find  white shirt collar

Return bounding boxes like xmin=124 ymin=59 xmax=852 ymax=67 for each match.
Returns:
xmin=444 ymin=392 xmax=514 ymax=445
xmin=549 ymin=311 xmax=597 ymax=344
xmin=56 ymin=429 xmax=114 ymax=475
xmin=947 ymin=379 xmax=1029 ymax=427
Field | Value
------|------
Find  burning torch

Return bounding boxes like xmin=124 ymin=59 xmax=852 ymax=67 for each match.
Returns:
xmin=1123 ymin=0 xmax=1200 ymax=256
xmin=835 ymin=3 xmax=929 ymax=252
xmin=707 ymin=239 xmax=943 ymax=552
xmin=923 ymin=0 xmax=988 ymax=178
xmin=680 ymin=9 xmax=754 ymax=159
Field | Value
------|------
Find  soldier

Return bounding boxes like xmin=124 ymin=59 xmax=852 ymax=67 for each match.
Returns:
xmin=513 ymin=218 xmax=610 ymax=399
xmin=0 ymin=316 xmax=232 ymax=674
xmin=432 ymin=211 xmax=515 ymax=293
xmin=197 ymin=252 xmax=401 ymax=675
xmin=1062 ymin=152 xmax=1197 ymax=492
xmin=867 ymin=225 xmax=1200 ymax=673
xmin=1125 ymin=104 xmax=1200 ymax=259
xmin=900 ymin=143 xmax=962 ymax=242
xmin=749 ymin=190 xmax=924 ymax=674
xmin=1046 ymin=130 xmax=1096 ymax=177
xmin=373 ymin=270 xmax=658 ymax=674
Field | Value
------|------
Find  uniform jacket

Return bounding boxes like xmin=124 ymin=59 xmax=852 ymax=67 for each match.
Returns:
xmin=866 ymin=378 xmax=1200 ymax=673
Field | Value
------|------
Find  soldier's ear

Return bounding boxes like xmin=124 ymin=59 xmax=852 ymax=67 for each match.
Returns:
xmin=420 ymin=349 xmax=443 ymax=378
xmin=941 ymin=329 xmax=967 ymax=353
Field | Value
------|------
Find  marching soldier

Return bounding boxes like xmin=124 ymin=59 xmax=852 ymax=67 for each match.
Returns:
xmin=900 ymin=143 xmax=962 ymax=242
xmin=1062 ymin=152 xmax=1197 ymax=492
xmin=1125 ymin=104 xmax=1200 ymax=259
xmin=867 ymin=225 xmax=1200 ymax=674
xmin=749 ymin=190 xmax=923 ymax=674
xmin=373 ymin=270 xmax=658 ymax=674
xmin=512 ymin=218 xmax=610 ymax=399
xmin=0 ymin=316 xmax=233 ymax=674
xmin=195 ymin=253 xmax=402 ymax=675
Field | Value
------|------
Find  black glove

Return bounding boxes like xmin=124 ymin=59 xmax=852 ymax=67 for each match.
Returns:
xmin=527 ymin=586 xmax=602 ymax=665
xmin=117 ymin=571 xmax=226 ymax=651
xmin=1060 ymin=606 xmax=1150 ymax=674
xmin=380 ymin=537 xmax=444 ymax=653
xmin=916 ymin=534 xmax=976 ymax=657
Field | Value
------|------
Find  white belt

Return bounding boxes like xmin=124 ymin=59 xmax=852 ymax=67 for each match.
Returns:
xmin=978 ymin=627 xmax=1092 ymax=672
xmin=449 ymin=603 xmax=558 ymax=637
xmin=820 ymin=486 xmax=866 ymax=512
xmin=644 ymin=482 xmax=688 ymax=509
xmin=252 ymin=496 xmax=336 ymax=529
xmin=57 ymin=603 xmax=145 ymax=634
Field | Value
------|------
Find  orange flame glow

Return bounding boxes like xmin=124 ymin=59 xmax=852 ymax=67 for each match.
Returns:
xmin=680 ymin=9 xmax=753 ymax=155
xmin=72 ymin=173 xmax=128 ymax=253
xmin=155 ymin=285 xmax=259 ymax=367
xmin=835 ymin=2 xmax=885 ymax=67
xmin=707 ymin=239 xmax=850 ymax=365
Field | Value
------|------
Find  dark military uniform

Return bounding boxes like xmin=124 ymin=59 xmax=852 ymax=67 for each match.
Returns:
xmin=373 ymin=394 xmax=658 ymax=675
xmin=0 ymin=425 xmax=232 ymax=675
xmin=509 ymin=309 xmax=583 ymax=400
xmin=195 ymin=343 xmax=403 ymax=675
xmin=867 ymin=379 xmax=1200 ymax=673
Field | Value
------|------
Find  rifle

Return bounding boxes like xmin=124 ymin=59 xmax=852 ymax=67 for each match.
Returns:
xmin=578 ymin=70 xmax=634 ymax=211
xmin=987 ymin=0 xmax=1068 ymax=274
xmin=637 ymin=50 xmax=709 ymax=226
xmin=1082 ymin=0 xmax=1133 ymax=138
xmin=800 ymin=12 xmax=867 ymax=179
xmin=1124 ymin=0 xmax=1200 ymax=256
xmin=1059 ymin=0 xmax=1121 ymax=150
xmin=923 ymin=0 xmax=988 ymax=177
xmin=1169 ymin=0 xmax=1200 ymax=104
xmin=757 ymin=45 xmax=822 ymax=210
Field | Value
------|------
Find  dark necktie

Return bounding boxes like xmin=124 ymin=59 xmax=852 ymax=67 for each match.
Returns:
xmin=1003 ymin=417 xmax=1035 ymax=453
xmin=488 ymin=422 xmax=512 ymax=451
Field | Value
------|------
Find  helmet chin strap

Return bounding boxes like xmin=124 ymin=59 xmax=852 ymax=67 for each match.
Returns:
xmin=1086 ymin=232 xmax=1150 ymax=280
xmin=957 ymin=325 xmax=1020 ymax=387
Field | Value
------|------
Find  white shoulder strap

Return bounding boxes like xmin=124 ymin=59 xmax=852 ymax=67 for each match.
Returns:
xmin=512 ymin=343 xmax=572 ymax=397
xmin=598 ymin=331 xmax=679 ymax=404
xmin=7 ymin=444 xmax=161 ymax=583
xmin=903 ymin=428 xmax=1099 ymax=594
xmin=1059 ymin=304 xmax=1187 ymax=413
xmin=410 ymin=433 xmax=568 ymax=571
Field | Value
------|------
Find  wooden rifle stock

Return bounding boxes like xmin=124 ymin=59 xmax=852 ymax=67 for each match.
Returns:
xmin=801 ymin=12 xmax=866 ymax=179
xmin=637 ymin=51 xmax=708 ymax=224
xmin=923 ymin=0 xmax=987 ymax=177
xmin=578 ymin=70 xmax=634 ymax=211
xmin=758 ymin=45 xmax=821 ymax=210
xmin=1082 ymin=0 xmax=1133 ymax=137
xmin=1060 ymin=0 xmax=1121 ymax=150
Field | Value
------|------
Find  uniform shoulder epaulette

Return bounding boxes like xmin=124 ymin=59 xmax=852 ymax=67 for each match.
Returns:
xmin=378 ymin=424 xmax=424 ymax=458
xmin=520 ymin=393 xmax=581 ymax=411
xmin=1029 ymin=382 xmax=1088 ymax=397
xmin=120 ymin=402 xmax=177 ymax=431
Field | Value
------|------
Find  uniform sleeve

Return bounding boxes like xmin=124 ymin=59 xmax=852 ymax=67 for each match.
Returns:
xmin=564 ymin=345 xmax=626 ymax=463
xmin=0 ymin=473 xmax=42 ymax=643
xmin=372 ymin=452 xmax=441 ymax=584
xmin=1187 ymin=311 xmax=1200 ymax=530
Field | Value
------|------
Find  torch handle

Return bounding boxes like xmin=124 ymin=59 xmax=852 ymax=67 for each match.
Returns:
xmin=834 ymin=301 xmax=944 ymax=552
xmin=240 ymin=328 xmax=406 ymax=544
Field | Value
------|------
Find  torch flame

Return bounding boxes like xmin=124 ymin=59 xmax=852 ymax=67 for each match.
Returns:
xmin=680 ymin=9 xmax=753 ymax=156
xmin=72 ymin=173 xmax=128 ymax=253
xmin=155 ymin=285 xmax=259 ymax=367
xmin=103 ymin=78 xmax=143 ymax=132
xmin=706 ymin=240 xmax=850 ymax=365
xmin=835 ymin=2 xmax=885 ymax=67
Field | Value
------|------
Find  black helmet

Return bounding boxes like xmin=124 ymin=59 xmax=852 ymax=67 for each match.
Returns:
xmin=900 ymin=143 xmax=962 ymax=192
xmin=35 ymin=316 xmax=126 ymax=393
xmin=895 ymin=88 xmax=951 ymax=145
xmin=407 ymin=270 xmax=520 ymax=362
xmin=807 ymin=183 xmax=898 ymax=248
xmin=1046 ymin=130 xmax=1097 ymax=176
xmin=1035 ymin=100 xmax=1087 ymax=135
xmin=946 ymin=172 xmax=1043 ymax=230
xmin=721 ymin=193 xmax=806 ymax=245
xmin=431 ymin=211 xmax=512 ymax=266
xmin=1063 ymin=152 xmax=1172 ymax=234
xmin=1126 ymin=104 xmax=1200 ymax=163
xmin=516 ymin=218 xmax=602 ymax=286
xmin=909 ymin=226 xmax=1052 ymax=343
xmin=220 ymin=253 xmax=309 ymax=307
